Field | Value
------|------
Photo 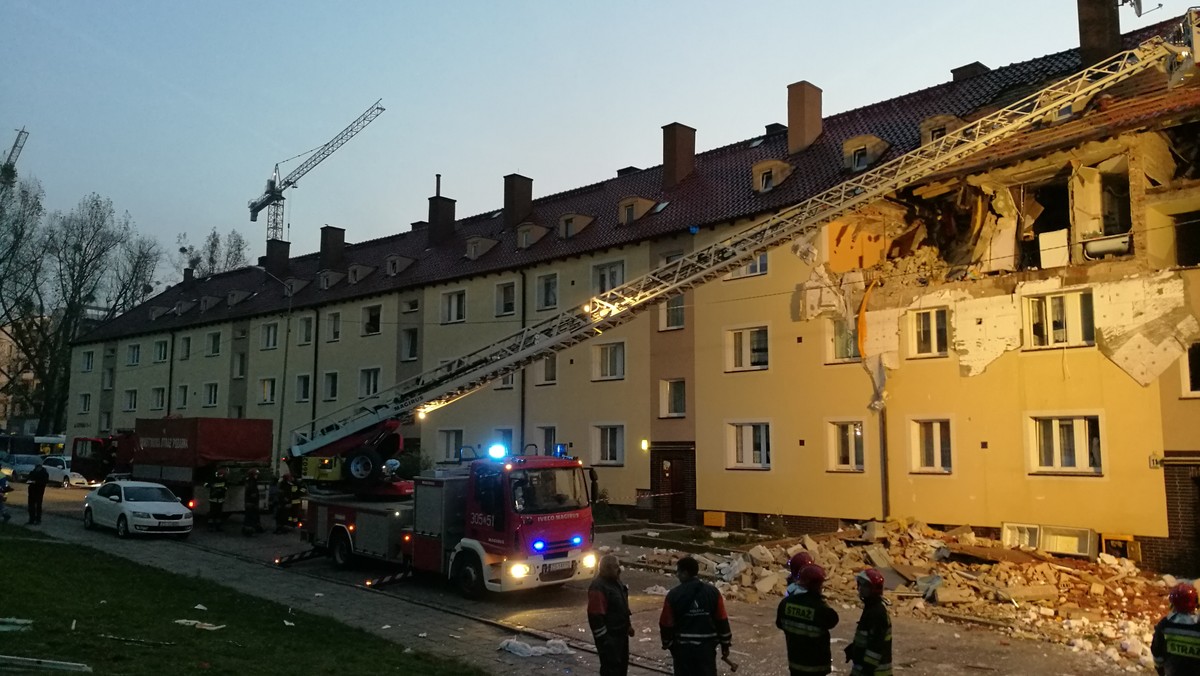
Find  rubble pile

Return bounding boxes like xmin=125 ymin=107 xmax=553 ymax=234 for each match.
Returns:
xmin=630 ymin=520 xmax=1175 ymax=670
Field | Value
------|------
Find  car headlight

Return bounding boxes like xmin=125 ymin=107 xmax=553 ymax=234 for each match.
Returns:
xmin=131 ymin=511 xmax=151 ymax=519
xmin=510 ymin=563 xmax=530 ymax=579
xmin=582 ymin=553 xmax=598 ymax=569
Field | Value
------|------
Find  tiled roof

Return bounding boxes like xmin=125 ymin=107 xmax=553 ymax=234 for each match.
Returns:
xmin=79 ymin=16 xmax=1196 ymax=345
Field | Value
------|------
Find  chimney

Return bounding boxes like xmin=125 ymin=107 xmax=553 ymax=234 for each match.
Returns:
xmin=765 ymin=123 xmax=787 ymax=135
xmin=427 ymin=174 xmax=456 ymax=245
xmin=951 ymin=62 xmax=991 ymax=81
xmin=662 ymin=122 xmax=696 ymax=190
xmin=616 ymin=166 xmax=641 ymax=177
xmin=264 ymin=238 xmax=290 ymax=278
xmin=503 ymin=174 xmax=533 ymax=229
xmin=183 ymin=267 xmax=195 ymax=284
xmin=1077 ymin=0 xmax=1122 ymax=67
xmin=318 ymin=226 xmax=345 ymax=271
xmin=787 ymin=81 xmax=822 ymax=155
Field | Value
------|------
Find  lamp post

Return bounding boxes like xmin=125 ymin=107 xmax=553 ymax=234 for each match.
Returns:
xmin=252 ymin=266 xmax=292 ymax=465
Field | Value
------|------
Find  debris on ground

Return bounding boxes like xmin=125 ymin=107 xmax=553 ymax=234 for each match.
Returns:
xmin=643 ymin=585 xmax=670 ymax=596
xmin=0 ymin=618 xmax=32 ymax=633
xmin=497 ymin=638 xmax=576 ymax=657
xmin=173 ymin=619 xmax=225 ymax=631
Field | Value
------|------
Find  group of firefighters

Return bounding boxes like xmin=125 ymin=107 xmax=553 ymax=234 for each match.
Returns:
xmin=588 ymin=551 xmax=1200 ymax=676
xmin=202 ymin=468 xmax=303 ymax=536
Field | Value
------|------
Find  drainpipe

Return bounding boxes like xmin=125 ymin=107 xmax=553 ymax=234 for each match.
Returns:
xmin=878 ymin=407 xmax=891 ymax=520
xmin=518 ymin=270 xmax=527 ymax=453
xmin=166 ymin=331 xmax=176 ymax=412
xmin=310 ymin=311 xmax=320 ymax=432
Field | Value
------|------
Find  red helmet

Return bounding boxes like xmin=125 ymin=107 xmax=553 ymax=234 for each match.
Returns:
xmin=788 ymin=552 xmax=815 ymax=579
xmin=798 ymin=564 xmax=826 ymax=592
xmin=856 ymin=568 xmax=886 ymax=598
xmin=215 ymin=468 xmax=228 ymax=478
xmin=1170 ymin=582 xmax=1198 ymax=614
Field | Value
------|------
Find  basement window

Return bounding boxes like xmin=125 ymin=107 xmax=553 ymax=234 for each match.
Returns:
xmin=1176 ymin=210 xmax=1200 ymax=267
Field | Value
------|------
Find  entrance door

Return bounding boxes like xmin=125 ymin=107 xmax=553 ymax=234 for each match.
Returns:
xmin=649 ymin=444 xmax=696 ymax=525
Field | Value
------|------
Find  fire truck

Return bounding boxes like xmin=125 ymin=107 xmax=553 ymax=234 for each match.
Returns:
xmin=300 ymin=445 xmax=597 ymax=597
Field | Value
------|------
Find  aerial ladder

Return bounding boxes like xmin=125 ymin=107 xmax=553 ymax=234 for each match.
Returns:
xmin=249 ymin=100 xmax=385 ymax=241
xmin=0 ymin=127 xmax=29 ymax=190
xmin=290 ymin=11 xmax=1199 ymax=479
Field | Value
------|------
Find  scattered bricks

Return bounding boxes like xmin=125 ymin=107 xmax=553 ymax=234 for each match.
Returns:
xmin=1089 ymin=582 xmax=1107 ymax=596
xmin=748 ymin=545 xmax=773 ymax=565
xmin=863 ymin=521 xmax=885 ymax=541
xmin=1003 ymin=585 xmax=1058 ymax=602
xmin=934 ymin=587 xmax=977 ymax=604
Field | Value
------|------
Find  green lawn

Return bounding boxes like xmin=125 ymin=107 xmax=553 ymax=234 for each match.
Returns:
xmin=0 ymin=523 xmax=488 ymax=676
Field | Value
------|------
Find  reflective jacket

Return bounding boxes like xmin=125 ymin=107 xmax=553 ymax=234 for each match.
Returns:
xmin=244 ymin=481 xmax=260 ymax=511
xmin=846 ymin=598 xmax=891 ymax=676
xmin=1152 ymin=612 xmax=1200 ymax=676
xmin=207 ymin=479 xmax=227 ymax=504
xmin=776 ymin=591 xmax=839 ymax=675
xmin=587 ymin=576 xmax=631 ymax=643
xmin=659 ymin=578 xmax=732 ymax=650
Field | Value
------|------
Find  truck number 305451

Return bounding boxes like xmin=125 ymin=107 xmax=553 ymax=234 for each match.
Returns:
xmin=468 ymin=512 xmax=495 ymax=528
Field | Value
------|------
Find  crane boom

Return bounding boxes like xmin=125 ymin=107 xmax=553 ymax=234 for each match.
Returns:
xmin=249 ymin=99 xmax=385 ymax=240
xmin=4 ymin=128 xmax=28 ymax=167
xmin=288 ymin=11 xmax=1198 ymax=459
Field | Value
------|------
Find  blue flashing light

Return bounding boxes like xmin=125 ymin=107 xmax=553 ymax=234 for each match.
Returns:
xmin=487 ymin=444 xmax=507 ymax=460
xmin=532 ymin=539 xmax=547 ymax=552
xmin=571 ymin=535 xmax=583 ymax=546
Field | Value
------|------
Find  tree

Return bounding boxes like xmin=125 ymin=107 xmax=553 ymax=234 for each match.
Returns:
xmin=172 ymin=226 xmax=249 ymax=279
xmin=0 ymin=184 xmax=161 ymax=434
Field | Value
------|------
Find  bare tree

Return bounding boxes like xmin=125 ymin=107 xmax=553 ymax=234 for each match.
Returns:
xmin=173 ymin=226 xmax=250 ymax=279
xmin=0 ymin=188 xmax=161 ymax=434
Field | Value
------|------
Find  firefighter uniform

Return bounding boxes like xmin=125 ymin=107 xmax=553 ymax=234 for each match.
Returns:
xmin=242 ymin=477 xmax=264 ymax=535
xmin=845 ymin=597 xmax=892 ymax=676
xmin=776 ymin=591 xmax=839 ymax=675
xmin=587 ymin=575 xmax=633 ymax=676
xmin=275 ymin=476 xmax=302 ymax=533
xmin=1151 ymin=612 xmax=1200 ymax=675
xmin=659 ymin=578 xmax=732 ymax=676
xmin=206 ymin=474 xmax=228 ymax=531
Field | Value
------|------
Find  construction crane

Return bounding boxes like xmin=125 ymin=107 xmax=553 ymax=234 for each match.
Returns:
xmin=248 ymin=100 xmax=385 ymax=241
xmin=288 ymin=10 xmax=1199 ymax=467
xmin=1 ymin=127 xmax=29 ymax=188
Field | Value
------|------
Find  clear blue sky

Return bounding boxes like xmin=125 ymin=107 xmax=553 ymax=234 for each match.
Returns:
xmin=1 ymin=1 xmax=1191 ymax=284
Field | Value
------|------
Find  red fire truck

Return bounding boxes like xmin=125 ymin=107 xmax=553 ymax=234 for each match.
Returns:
xmin=300 ymin=446 xmax=597 ymax=597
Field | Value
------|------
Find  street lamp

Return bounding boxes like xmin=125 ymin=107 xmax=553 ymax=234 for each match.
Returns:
xmin=251 ymin=266 xmax=292 ymax=465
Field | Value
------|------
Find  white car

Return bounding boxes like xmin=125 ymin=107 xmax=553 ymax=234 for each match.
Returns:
xmin=83 ymin=481 xmax=193 ymax=538
xmin=41 ymin=455 xmax=93 ymax=488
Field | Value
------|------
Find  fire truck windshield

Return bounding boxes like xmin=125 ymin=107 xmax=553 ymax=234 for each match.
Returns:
xmin=510 ymin=468 xmax=589 ymax=514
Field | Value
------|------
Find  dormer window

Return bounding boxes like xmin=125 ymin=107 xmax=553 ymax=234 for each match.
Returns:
xmin=930 ymin=127 xmax=946 ymax=141
xmin=200 ymin=296 xmax=221 ymax=313
xmin=320 ymin=275 xmax=330 ymax=290
xmin=516 ymin=223 xmax=549 ymax=249
xmin=227 ymin=290 xmax=251 ymax=307
xmin=464 ymin=236 xmax=498 ymax=261
xmin=843 ymin=134 xmax=889 ymax=172
xmin=346 ymin=264 xmax=375 ymax=285
xmin=557 ymin=214 xmax=592 ymax=239
xmin=385 ymin=255 xmax=414 ymax=277
xmin=752 ymin=159 xmax=792 ymax=194
xmin=318 ymin=271 xmax=345 ymax=290
xmin=349 ymin=268 xmax=359 ymax=284
xmin=760 ymin=170 xmax=774 ymax=192
xmin=851 ymin=147 xmax=868 ymax=171
xmin=920 ymin=115 xmax=962 ymax=146
xmin=562 ymin=218 xmax=574 ymax=237
xmin=624 ymin=204 xmax=635 ymax=224
xmin=617 ymin=198 xmax=655 ymax=226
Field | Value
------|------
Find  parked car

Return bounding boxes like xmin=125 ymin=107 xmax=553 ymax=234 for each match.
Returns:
xmin=40 ymin=455 xmax=93 ymax=488
xmin=82 ymin=481 xmax=193 ymax=538
xmin=6 ymin=454 xmax=44 ymax=482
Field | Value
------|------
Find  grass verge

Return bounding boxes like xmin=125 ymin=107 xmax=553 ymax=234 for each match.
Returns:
xmin=0 ymin=523 xmax=488 ymax=676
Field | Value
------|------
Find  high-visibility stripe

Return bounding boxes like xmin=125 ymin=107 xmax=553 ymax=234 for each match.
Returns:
xmin=678 ymin=632 xmax=718 ymax=639
xmin=789 ymin=662 xmax=833 ymax=673
xmin=593 ymin=627 xmax=608 ymax=638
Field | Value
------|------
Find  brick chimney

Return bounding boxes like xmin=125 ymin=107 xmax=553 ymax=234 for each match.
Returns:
xmin=427 ymin=174 xmax=456 ymax=246
xmin=787 ymin=81 xmax=822 ymax=155
xmin=1077 ymin=0 xmax=1122 ymax=67
xmin=503 ymin=174 xmax=533 ymax=229
xmin=951 ymin=62 xmax=991 ymax=81
xmin=318 ymin=226 xmax=345 ymax=271
xmin=183 ymin=267 xmax=195 ymax=284
xmin=264 ymin=238 xmax=290 ymax=278
xmin=662 ymin=122 xmax=696 ymax=189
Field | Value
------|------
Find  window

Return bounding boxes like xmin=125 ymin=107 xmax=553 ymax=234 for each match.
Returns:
xmin=760 ymin=169 xmax=775 ymax=192
xmin=930 ymin=126 xmax=947 ymax=141
xmin=1032 ymin=415 xmax=1102 ymax=474
xmin=296 ymin=374 xmax=311 ymax=402
xmin=661 ymin=379 xmax=685 ymax=417
xmin=327 ymin=312 xmax=342 ymax=341
xmin=1026 ymin=291 xmax=1095 ymax=348
xmin=127 ymin=344 xmax=141 ymax=366
xmin=401 ymin=328 xmax=418 ymax=361
xmin=82 ymin=350 xmax=94 ymax=373
xmin=831 ymin=318 xmax=860 ymax=362
xmin=323 ymin=372 xmax=339 ymax=401
xmin=727 ymin=326 xmax=769 ymax=371
xmin=911 ymin=308 xmax=949 ymax=357
xmin=154 ymin=340 xmax=168 ymax=362
xmin=206 ymin=331 xmax=221 ymax=356
xmin=595 ymin=425 xmax=624 ymax=465
xmin=179 ymin=336 xmax=191 ymax=360
xmin=495 ymin=373 xmax=514 ymax=390
xmin=176 ymin=384 xmax=188 ymax=409
xmin=540 ymin=426 xmax=557 ymax=456
xmin=562 ymin=217 xmax=575 ymax=238
xmin=851 ymin=146 xmax=868 ymax=171
xmin=123 ymin=389 xmax=138 ymax=412
xmin=78 ymin=393 xmax=91 ymax=413
xmin=362 ymin=305 xmax=382 ymax=335
xmin=402 ymin=298 xmax=419 ymax=313
xmin=536 ymin=273 xmax=558 ymax=310
xmin=623 ymin=204 xmax=635 ymax=225
xmin=262 ymin=322 xmax=279 ymax=350
xmin=232 ymin=352 xmax=246 ymax=379
xmin=204 ymin=382 xmax=218 ymax=407
xmin=913 ymin=419 xmax=952 ymax=472
xmin=259 ymin=378 xmax=276 ymax=404
xmin=494 ymin=428 xmax=514 ymax=454
xmin=150 ymin=387 xmax=166 ymax=411
xmin=593 ymin=262 xmax=624 ymax=294
xmin=1185 ymin=343 xmax=1200 ymax=397
xmin=495 ymin=282 xmax=516 ymax=316
xmin=102 ymin=368 xmax=114 ymax=391
xmin=439 ymin=429 xmax=464 ymax=459
xmin=831 ymin=421 xmax=864 ymax=471
xmin=730 ymin=422 xmax=770 ymax=469
xmin=661 ymin=295 xmax=685 ymax=330
xmin=593 ymin=342 xmax=625 ymax=380
xmin=99 ymin=411 xmax=112 ymax=433
xmin=298 ymin=317 xmax=313 ymax=345
xmin=728 ymin=253 xmax=768 ymax=279
xmin=536 ymin=355 xmax=557 ymax=385
xmin=442 ymin=290 xmax=466 ymax=324
xmin=359 ymin=368 xmax=381 ymax=398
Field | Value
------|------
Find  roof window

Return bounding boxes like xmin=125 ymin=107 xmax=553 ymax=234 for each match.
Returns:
xmin=842 ymin=134 xmax=889 ymax=172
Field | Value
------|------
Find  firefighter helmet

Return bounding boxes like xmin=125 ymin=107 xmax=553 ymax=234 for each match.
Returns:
xmin=247 ymin=469 xmax=259 ymax=479
xmin=1169 ymin=582 xmax=1199 ymax=614
xmin=798 ymin=564 xmax=827 ymax=592
xmin=788 ymin=552 xmax=815 ymax=580
xmin=215 ymin=468 xmax=228 ymax=478
xmin=856 ymin=568 xmax=886 ymax=599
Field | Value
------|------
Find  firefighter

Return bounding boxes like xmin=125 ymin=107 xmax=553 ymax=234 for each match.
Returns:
xmin=242 ymin=469 xmax=264 ymax=536
xmin=786 ymin=551 xmax=816 ymax=596
xmin=1151 ymin=581 xmax=1200 ymax=676
xmin=206 ymin=468 xmax=228 ymax=531
xmin=659 ymin=556 xmax=732 ymax=676
xmin=845 ymin=568 xmax=892 ymax=676
xmin=587 ymin=554 xmax=634 ymax=676
xmin=776 ymin=564 xmax=839 ymax=676
xmin=274 ymin=473 xmax=301 ymax=534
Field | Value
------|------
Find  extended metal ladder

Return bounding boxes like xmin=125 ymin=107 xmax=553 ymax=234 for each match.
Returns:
xmin=290 ymin=12 xmax=1198 ymax=458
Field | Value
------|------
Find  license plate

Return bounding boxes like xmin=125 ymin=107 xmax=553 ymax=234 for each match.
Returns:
xmin=158 ymin=521 xmax=177 ymax=527
xmin=543 ymin=561 xmax=573 ymax=573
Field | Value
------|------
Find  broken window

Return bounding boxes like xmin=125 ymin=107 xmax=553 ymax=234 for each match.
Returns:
xmin=1033 ymin=415 xmax=1101 ymax=474
xmin=1100 ymin=175 xmax=1132 ymax=237
xmin=830 ymin=318 xmax=860 ymax=362
xmin=911 ymin=308 xmax=948 ymax=357
xmin=1018 ymin=182 xmax=1070 ymax=270
xmin=1176 ymin=210 xmax=1200 ymax=267
xmin=1026 ymin=291 xmax=1094 ymax=348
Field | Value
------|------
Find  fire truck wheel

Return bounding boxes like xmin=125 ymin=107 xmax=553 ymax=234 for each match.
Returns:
xmin=345 ymin=448 xmax=383 ymax=484
xmin=331 ymin=530 xmax=355 ymax=568
xmin=452 ymin=552 xmax=485 ymax=599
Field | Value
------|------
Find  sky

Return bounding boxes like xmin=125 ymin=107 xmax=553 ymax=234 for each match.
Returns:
xmin=1 ymin=0 xmax=1193 ymax=285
